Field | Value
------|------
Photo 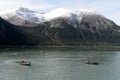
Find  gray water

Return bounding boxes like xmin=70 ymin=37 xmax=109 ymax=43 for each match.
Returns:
xmin=0 ymin=46 xmax=120 ymax=80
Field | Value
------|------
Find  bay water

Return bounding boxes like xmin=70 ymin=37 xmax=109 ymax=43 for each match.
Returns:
xmin=0 ymin=46 xmax=120 ymax=80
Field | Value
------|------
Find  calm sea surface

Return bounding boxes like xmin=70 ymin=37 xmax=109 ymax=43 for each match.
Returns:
xmin=0 ymin=46 xmax=120 ymax=80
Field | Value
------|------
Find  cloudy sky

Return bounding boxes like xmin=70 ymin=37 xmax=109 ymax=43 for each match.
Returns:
xmin=0 ymin=0 xmax=120 ymax=25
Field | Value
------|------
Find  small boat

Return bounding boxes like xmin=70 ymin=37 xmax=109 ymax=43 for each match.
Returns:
xmin=85 ymin=61 xmax=99 ymax=65
xmin=19 ymin=61 xmax=31 ymax=66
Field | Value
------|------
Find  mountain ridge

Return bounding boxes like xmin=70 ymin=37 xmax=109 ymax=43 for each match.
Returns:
xmin=0 ymin=7 xmax=106 ymax=26
xmin=0 ymin=7 xmax=120 ymax=46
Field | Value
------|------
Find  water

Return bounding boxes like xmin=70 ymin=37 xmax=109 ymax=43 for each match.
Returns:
xmin=0 ymin=46 xmax=120 ymax=80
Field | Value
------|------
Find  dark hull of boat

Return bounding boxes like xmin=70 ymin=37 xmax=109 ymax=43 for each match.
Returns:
xmin=20 ymin=63 xmax=31 ymax=66
xmin=85 ymin=61 xmax=99 ymax=65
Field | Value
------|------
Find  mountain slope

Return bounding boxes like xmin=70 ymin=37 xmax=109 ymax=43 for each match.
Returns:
xmin=0 ymin=17 xmax=52 ymax=46
xmin=0 ymin=16 xmax=120 ymax=46
xmin=36 ymin=15 xmax=120 ymax=45
xmin=0 ymin=17 xmax=32 ymax=45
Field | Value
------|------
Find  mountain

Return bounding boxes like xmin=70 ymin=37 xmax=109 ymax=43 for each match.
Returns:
xmin=0 ymin=17 xmax=52 ymax=46
xmin=0 ymin=17 xmax=32 ymax=45
xmin=0 ymin=7 xmax=44 ymax=26
xmin=36 ymin=16 xmax=120 ymax=45
xmin=0 ymin=8 xmax=120 ymax=46
xmin=0 ymin=8 xmax=109 ymax=26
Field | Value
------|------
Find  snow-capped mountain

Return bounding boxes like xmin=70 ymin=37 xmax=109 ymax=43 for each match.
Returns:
xmin=43 ymin=8 xmax=72 ymax=20
xmin=43 ymin=8 xmax=104 ymax=22
xmin=0 ymin=8 xmax=120 ymax=46
xmin=0 ymin=7 xmax=106 ymax=26
xmin=0 ymin=7 xmax=45 ymax=26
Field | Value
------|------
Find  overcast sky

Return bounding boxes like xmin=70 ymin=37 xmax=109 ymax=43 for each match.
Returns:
xmin=0 ymin=0 xmax=120 ymax=25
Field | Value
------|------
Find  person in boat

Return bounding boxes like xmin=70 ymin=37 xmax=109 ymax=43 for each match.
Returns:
xmin=21 ymin=60 xmax=25 ymax=63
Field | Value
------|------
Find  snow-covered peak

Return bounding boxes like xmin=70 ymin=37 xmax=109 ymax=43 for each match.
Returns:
xmin=43 ymin=8 xmax=103 ymax=21
xmin=77 ymin=9 xmax=98 ymax=13
xmin=0 ymin=7 xmax=44 ymax=23
xmin=0 ymin=7 xmax=104 ymax=26
xmin=73 ymin=9 xmax=103 ymax=17
xmin=0 ymin=8 xmax=18 ymax=19
xmin=44 ymin=8 xmax=72 ymax=20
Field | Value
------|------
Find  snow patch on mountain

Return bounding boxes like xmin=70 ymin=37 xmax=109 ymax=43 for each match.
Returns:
xmin=43 ymin=8 xmax=72 ymax=20
xmin=0 ymin=7 xmax=103 ymax=25
xmin=43 ymin=8 xmax=103 ymax=23
xmin=0 ymin=7 xmax=45 ymax=23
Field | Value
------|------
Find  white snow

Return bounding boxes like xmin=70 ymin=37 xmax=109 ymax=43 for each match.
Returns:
xmin=43 ymin=8 xmax=72 ymax=20
xmin=43 ymin=8 xmax=99 ymax=22
xmin=0 ymin=7 xmax=44 ymax=23
xmin=0 ymin=7 xmax=102 ymax=24
xmin=76 ymin=9 xmax=99 ymax=14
